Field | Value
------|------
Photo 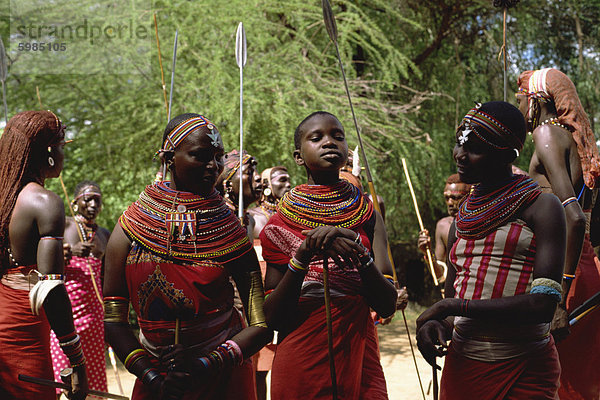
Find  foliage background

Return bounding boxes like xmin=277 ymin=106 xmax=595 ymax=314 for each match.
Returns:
xmin=2 ymin=0 xmax=599 ymax=302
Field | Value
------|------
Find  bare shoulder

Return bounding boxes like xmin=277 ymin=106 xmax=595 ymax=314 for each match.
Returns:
xmin=17 ymin=183 xmax=65 ymax=218
xmin=436 ymin=216 xmax=453 ymax=233
xmin=521 ymin=193 xmax=563 ymax=229
xmin=531 ymin=124 xmax=574 ymax=152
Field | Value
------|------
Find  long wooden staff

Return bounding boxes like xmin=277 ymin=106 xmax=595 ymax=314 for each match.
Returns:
xmin=153 ymin=13 xmax=169 ymax=117
xmin=321 ymin=3 xmax=424 ymax=398
xmin=401 ymin=158 xmax=439 ymax=287
xmin=167 ymin=30 xmax=178 ymax=122
xmin=235 ymin=22 xmax=247 ymax=222
xmin=322 ymin=256 xmax=338 ymax=399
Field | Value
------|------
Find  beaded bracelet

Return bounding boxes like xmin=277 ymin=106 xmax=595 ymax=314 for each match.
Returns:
xmin=563 ymin=273 xmax=575 ymax=281
xmin=383 ymin=274 xmax=396 ymax=285
xmin=264 ymin=289 xmax=274 ymax=300
xmin=40 ymin=236 xmax=64 ymax=240
xmin=39 ymin=274 xmax=65 ymax=281
xmin=124 ymin=348 xmax=148 ymax=370
xmin=141 ymin=367 xmax=161 ymax=386
xmin=288 ymin=257 xmax=308 ymax=274
xmin=562 ymin=197 xmax=578 ymax=208
xmin=460 ymin=299 xmax=470 ymax=314
xmin=197 ymin=341 xmax=243 ymax=374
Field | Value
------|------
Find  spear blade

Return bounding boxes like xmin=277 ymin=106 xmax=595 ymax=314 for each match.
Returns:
xmin=235 ymin=22 xmax=247 ymax=68
xmin=167 ymin=29 xmax=179 ymax=122
xmin=321 ymin=0 xmax=338 ymax=44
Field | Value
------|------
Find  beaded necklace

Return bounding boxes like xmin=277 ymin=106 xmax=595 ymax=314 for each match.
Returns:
xmin=455 ymin=175 xmax=541 ymax=239
xmin=119 ymin=182 xmax=251 ymax=263
xmin=259 ymin=200 xmax=277 ymax=218
xmin=74 ymin=214 xmax=96 ymax=242
xmin=539 ymin=117 xmax=572 ymax=132
xmin=278 ymin=180 xmax=373 ymax=230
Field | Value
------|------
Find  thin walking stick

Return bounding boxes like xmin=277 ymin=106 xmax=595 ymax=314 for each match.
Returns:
xmin=322 ymin=256 xmax=338 ymax=400
xmin=432 ymin=361 xmax=439 ymax=400
xmin=402 ymin=311 xmax=427 ymax=400
xmin=401 ymin=158 xmax=439 ymax=287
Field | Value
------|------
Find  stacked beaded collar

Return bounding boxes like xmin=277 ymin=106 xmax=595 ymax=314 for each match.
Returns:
xmin=277 ymin=180 xmax=373 ymax=230
xmin=455 ymin=174 xmax=541 ymax=240
xmin=119 ymin=181 xmax=251 ymax=263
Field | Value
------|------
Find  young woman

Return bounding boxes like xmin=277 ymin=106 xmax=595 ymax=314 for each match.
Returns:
xmin=416 ymin=101 xmax=566 ymax=399
xmin=103 ymin=113 xmax=271 ymax=399
xmin=261 ymin=111 xmax=397 ymax=399
xmin=0 ymin=111 xmax=88 ymax=399
xmin=50 ymin=180 xmax=110 ymax=395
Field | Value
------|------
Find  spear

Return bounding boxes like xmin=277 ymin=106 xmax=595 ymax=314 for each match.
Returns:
xmin=153 ymin=13 xmax=170 ymax=118
xmin=167 ymin=30 xmax=179 ymax=122
xmin=493 ymin=0 xmax=520 ymax=101
xmin=0 ymin=35 xmax=8 ymax=124
xmin=321 ymin=2 xmax=425 ymax=398
xmin=235 ymin=22 xmax=247 ymax=222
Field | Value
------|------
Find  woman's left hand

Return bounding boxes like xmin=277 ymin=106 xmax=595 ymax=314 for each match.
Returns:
xmin=416 ymin=298 xmax=458 ymax=331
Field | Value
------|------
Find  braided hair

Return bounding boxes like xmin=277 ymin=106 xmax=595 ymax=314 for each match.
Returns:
xmin=0 ymin=110 xmax=64 ymax=271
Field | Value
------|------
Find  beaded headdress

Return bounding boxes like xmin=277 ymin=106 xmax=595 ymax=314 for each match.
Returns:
xmin=160 ymin=116 xmax=220 ymax=153
xmin=458 ymin=103 xmax=523 ymax=151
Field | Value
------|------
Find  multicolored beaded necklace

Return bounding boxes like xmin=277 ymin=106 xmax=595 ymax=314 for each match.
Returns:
xmin=455 ymin=174 xmax=541 ymax=239
xmin=278 ymin=180 xmax=373 ymax=230
xmin=119 ymin=181 xmax=251 ymax=263
xmin=74 ymin=214 xmax=96 ymax=243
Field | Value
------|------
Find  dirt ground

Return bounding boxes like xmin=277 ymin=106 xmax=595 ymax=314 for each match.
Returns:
xmin=105 ymin=302 xmax=440 ymax=400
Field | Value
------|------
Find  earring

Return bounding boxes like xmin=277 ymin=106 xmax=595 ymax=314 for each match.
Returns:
xmin=263 ymin=188 xmax=272 ymax=197
xmin=73 ymin=204 xmax=79 ymax=213
xmin=48 ymin=156 xmax=55 ymax=167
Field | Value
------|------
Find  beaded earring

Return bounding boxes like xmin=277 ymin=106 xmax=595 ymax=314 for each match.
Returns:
xmin=47 ymin=146 xmax=55 ymax=167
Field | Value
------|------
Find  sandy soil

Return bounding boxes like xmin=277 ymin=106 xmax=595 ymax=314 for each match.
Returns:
xmin=105 ymin=302 xmax=440 ymax=399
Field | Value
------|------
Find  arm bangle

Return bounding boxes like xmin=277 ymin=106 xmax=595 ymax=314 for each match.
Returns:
xmin=562 ymin=197 xmax=578 ymax=208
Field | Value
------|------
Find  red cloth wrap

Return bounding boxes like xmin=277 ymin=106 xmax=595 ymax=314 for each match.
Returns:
xmin=0 ymin=266 xmax=54 ymax=399
xmin=556 ymin=235 xmax=600 ymax=399
xmin=440 ymin=337 xmax=560 ymax=400
xmin=271 ymin=295 xmax=387 ymax=400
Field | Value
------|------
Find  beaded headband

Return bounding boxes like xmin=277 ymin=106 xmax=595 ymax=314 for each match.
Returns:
xmin=160 ymin=116 xmax=220 ymax=153
xmin=459 ymin=104 xmax=523 ymax=151
xmin=72 ymin=191 xmax=102 ymax=203
xmin=224 ymin=154 xmax=253 ymax=183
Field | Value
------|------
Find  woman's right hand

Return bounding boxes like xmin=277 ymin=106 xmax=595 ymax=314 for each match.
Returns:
xmin=416 ymin=320 xmax=451 ymax=368
xmin=69 ymin=364 xmax=89 ymax=400
xmin=70 ymin=241 xmax=93 ymax=258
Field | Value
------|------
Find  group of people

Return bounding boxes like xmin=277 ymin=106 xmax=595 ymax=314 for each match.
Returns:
xmin=0 ymin=67 xmax=598 ymax=400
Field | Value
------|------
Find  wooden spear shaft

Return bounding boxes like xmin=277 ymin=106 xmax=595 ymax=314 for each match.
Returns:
xmin=322 ymin=256 xmax=338 ymax=400
xmin=401 ymin=158 xmax=439 ymax=287
xmin=153 ymin=13 xmax=170 ymax=117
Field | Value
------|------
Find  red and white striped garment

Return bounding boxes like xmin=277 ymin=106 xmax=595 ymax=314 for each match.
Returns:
xmin=450 ymin=219 xmax=536 ymax=300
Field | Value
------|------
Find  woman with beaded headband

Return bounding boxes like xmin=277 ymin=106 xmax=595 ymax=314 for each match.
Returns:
xmin=0 ymin=111 xmax=88 ymax=399
xmin=103 ymin=113 xmax=272 ymax=399
xmin=260 ymin=111 xmax=397 ymax=399
xmin=216 ymin=149 xmax=263 ymax=237
xmin=49 ymin=180 xmax=110 ymax=396
xmin=247 ymin=165 xmax=291 ymax=400
xmin=416 ymin=101 xmax=565 ymax=399
xmin=517 ymin=67 xmax=600 ymax=399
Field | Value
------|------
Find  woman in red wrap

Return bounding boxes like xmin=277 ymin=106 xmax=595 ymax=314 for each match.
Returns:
xmin=416 ymin=101 xmax=565 ymax=399
xmin=261 ymin=111 xmax=397 ymax=399
xmin=50 ymin=181 xmax=110 ymax=395
xmin=103 ymin=113 xmax=271 ymax=400
xmin=0 ymin=110 xmax=88 ymax=400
